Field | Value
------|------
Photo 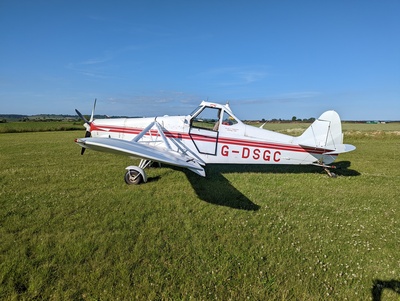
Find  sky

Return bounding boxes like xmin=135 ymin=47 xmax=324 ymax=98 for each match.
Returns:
xmin=0 ymin=0 xmax=399 ymax=120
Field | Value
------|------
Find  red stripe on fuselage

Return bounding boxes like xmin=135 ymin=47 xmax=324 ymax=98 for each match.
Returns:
xmin=90 ymin=124 xmax=328 ymax=155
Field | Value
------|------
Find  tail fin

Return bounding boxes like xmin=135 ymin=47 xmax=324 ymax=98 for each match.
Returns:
xmin=295 ymin=110 xmax=355 ymax=154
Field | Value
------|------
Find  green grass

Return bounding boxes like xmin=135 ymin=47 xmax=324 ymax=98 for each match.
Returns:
xmin=0 ymin=121 xmax=82 ymax=133
xmin=1 ymin=128 xmax=399 ymax=300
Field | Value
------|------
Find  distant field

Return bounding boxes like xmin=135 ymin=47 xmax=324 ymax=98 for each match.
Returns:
xmin=0 ymin=121 xmax=82 ymax=133
xmin=260 ymin=121 xmax=400 ymax=137
xmin=0 ymin=125 xmax=399 ymax=300
xmin=2 ymin=120 xmax=400 ymax=136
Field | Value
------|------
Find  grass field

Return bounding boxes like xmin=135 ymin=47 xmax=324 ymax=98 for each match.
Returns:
xmin=0 ymin=121 xmax=82 ymax=133
xmin=1 ymin=124 xmax=399 ymax=300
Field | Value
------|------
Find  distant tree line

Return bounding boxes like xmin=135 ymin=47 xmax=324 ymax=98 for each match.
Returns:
xmin=255 ymin=117 xmax=316 ymax=123
xmin=0 ymin=114 xmax=111 ymax=122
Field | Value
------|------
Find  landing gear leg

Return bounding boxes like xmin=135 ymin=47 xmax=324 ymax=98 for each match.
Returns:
xmin=314 ymin=159 xmax=338 ymax=178
xmin=324 ymin=167 xmax=337 ymax=178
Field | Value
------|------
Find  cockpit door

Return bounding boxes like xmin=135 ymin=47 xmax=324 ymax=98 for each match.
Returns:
xmin=189 ymin=107 xmax=221 ymax=155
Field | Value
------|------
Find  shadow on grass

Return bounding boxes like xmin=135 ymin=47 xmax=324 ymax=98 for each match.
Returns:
xmin=204 ymin=161 xmax=360 ymax=177
xmin=184 ymin=169 xmax=260 ymax=211
xmin=372 ymin=279 xmax=400 ymax=301
xmin=180 ymin=161 xmax=359 ymax=210
xmin=332 ymin=161 xmax=361 ymax=177
xmin=146 ymin=175 xmax=161 ymax=183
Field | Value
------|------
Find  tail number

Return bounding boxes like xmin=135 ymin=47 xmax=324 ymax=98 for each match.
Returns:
xmin=221 ymin=145 xmax=281 ymax=162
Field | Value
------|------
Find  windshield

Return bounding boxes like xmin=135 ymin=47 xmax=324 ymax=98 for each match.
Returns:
xmin=222 ymin=111 xmax=238 ymax=126
xmin=189 ymin=105 xmax=202 ymax=116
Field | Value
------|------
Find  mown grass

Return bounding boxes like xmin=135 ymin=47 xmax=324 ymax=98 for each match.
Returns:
xmin=0 ymin=121 xmax=82 ymax=133
xmin=0 ymin=127 xmax=399 ymax=300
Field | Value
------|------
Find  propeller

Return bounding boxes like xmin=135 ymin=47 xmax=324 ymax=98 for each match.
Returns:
xmin=75 ymin=99 xmax=97 ymax=155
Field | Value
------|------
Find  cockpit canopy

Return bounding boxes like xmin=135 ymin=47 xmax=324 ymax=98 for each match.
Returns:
xmin=189 ymin=101 xmax=240 ymax=131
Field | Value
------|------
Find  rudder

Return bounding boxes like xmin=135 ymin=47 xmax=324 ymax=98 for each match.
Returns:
xmin=295 ymin=110 xmax=343 ymax=151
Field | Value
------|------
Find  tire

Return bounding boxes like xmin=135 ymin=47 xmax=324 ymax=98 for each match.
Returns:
xmin=124 ymin=169 xmax=143 ymax=185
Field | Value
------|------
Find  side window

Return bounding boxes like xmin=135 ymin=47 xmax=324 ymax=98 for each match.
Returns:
xmin=221 ymin=111 xmax=238 ymax=126
xmin=191 ymin=107 xmax=221 ymax=131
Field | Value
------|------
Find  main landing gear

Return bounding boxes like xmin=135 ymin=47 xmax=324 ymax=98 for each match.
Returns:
xmin=124 ymin=169 xmax=144 ymax=185
xmin=124 ymin=159 xmax=152 ymax=185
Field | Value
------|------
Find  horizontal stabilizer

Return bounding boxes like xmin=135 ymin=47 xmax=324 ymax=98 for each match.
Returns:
xmin=298 ymin=143 xmax=355 ymax=154
xmin=323 ymin=144 xmax=356 ymax=155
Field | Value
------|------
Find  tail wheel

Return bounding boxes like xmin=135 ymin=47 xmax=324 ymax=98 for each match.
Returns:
xmin=124 ymin=169 xmax=143 ymax=185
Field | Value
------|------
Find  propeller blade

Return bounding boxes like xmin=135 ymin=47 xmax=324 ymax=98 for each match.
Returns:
xmin=75 ymin=108 xmax=89 ymax=124
xmin=81 ymin=130 xmax=92 ymax=155
xmin=89 ymin=98 xmax=97 ymax=123
xmin=76 ymin=99 xmax=97 ymax=155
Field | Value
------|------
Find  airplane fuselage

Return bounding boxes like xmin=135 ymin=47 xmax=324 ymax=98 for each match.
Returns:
xmin=75 ymin=101 xmax=355 ymax=183
xmin=88 ymin=110 xmax=337 ymax=167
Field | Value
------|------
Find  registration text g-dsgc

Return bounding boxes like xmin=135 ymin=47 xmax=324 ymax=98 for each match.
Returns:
xmin=221 ymin=145 xmax=281 ymax=162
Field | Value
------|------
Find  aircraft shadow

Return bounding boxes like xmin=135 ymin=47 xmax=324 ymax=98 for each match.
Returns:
xmin=146 ymin=175 xmax=161 ymax=183
xmin=176 ymin=161 xmax=358 ymax=211
xmin=331 ymin=161 xmax=361 ymax=177
xmin=204 ymin=161 xmax=360 ymax=177
xmin=183 ymin=168 xmax=260 ymax=211
xmin=372 ymin=279 xmax=400 ymax=301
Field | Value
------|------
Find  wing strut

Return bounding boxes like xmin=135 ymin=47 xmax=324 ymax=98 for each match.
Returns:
xmin=133 ymin=119 xmax=205 ymax=166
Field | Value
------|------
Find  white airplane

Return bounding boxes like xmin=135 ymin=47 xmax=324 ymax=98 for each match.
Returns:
xmin=75 ymin=100 xmax=355 ymax=184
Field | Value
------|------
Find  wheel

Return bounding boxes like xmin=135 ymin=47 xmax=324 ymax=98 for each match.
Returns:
xmin=124 ymin=169 xmax=143 ymax=185
xmin=324 ymin=167 xmax=337 ymax=178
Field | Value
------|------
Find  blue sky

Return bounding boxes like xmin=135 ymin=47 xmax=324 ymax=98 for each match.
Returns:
xmin=1 ymin=0 xmax=399 ymax=120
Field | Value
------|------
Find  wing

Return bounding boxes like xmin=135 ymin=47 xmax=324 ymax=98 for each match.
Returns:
xmin=75 ymin=136 xmax=206 ymax=177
